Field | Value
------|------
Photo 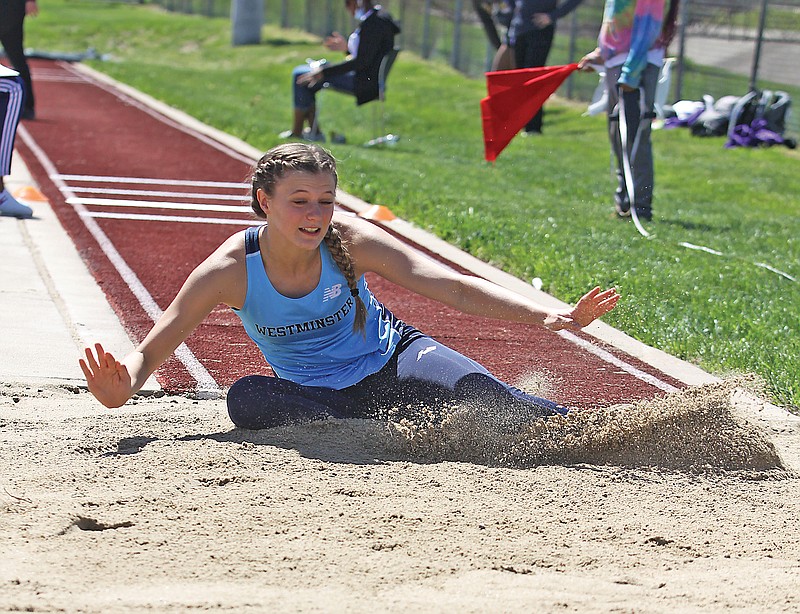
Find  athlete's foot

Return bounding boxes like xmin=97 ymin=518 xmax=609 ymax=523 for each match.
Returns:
xmin=0 ymin=190 xmax=33 ymax=218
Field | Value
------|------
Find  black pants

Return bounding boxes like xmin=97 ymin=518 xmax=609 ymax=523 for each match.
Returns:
xmin=513 ymin=27 xmax=555 ymax=133
xmin=226 ymin=323 xmax=569 ymax=429
xmin=0 ymin=3 xmax=34 ymax=114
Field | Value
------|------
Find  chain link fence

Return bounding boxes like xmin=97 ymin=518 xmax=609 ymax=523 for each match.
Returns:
xmin=148 ymin=0 xmax=800 ymax=134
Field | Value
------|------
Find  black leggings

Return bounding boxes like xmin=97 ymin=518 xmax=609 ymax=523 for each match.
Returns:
xmin=227 ymin=324 xmax=569 ymax=429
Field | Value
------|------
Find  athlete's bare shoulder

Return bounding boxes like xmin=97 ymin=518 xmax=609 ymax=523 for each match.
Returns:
xmin=332 ymin=210 xmax=385 ymax=245
xmin=331 ymin=210 xmax=417 ymax=278
xmin=187 ymin=226 xmax=256 ymax=309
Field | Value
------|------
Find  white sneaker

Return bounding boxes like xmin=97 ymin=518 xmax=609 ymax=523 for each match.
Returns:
xmin=0 ymin=189 xmax=33 ymax=218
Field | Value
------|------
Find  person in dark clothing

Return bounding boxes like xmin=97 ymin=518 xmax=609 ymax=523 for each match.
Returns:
xmin=508 ymin=0 xmax=583 ymax=134
xmin=281 ymin=0 xmax=400 ymax=141
xmin=0 ymin=0 xmax=37 ymax=120
xmin=474 ymin=0 xmax=503 ymax=51
xmin=474 ymin=1 xmax=515 ymax=71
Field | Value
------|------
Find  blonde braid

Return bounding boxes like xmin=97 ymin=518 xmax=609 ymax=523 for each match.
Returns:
xmin=324 ymin=223 xmax=367 ymax=335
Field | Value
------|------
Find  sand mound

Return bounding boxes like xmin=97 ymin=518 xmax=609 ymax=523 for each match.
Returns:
xmin=382 ymin=379 xmax=784 ymax=471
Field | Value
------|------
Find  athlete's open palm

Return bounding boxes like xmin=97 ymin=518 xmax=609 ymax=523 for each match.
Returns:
xmin=569 ymin=286 xmax=620 ymax=328
xmin=79 ymin=343 xmax=132 ymax=408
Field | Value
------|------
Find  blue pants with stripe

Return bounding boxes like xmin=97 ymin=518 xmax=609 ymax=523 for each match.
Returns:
xmin=227 ymin=322 xmax=569 ymax=429
xmin=0 ymin=76 xmax=24 ymax=176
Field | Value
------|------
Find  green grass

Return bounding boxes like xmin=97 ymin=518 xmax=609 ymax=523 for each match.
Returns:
xmin=25 ymin=0 xmax=800 ymax=410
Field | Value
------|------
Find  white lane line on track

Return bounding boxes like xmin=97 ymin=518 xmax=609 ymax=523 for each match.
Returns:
xmin=67 ymin=196 xmax=251 ymax=214
xmin=69 ymin=187 xmax=249 ymax=201
xmin=54 ymin=173 xmax=250 ymax=189
xmin=88 ymin=211 xmax=253 ymax=225
xmin=31 ymin=73 xmax=88 ymax=83
xmin=60 ymin=63 xmax=258 ymax=167
xmin=17 ymin=125 xmax=222 ymax=399
xmin=558 ymin=331 xmax=680 ymax=394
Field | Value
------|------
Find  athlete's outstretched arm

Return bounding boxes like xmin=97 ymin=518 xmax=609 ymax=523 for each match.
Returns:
xmin=80 ymin=234 xmax=246 ymax=408
xmin=340 ymin=213 xmax=619 ymax=330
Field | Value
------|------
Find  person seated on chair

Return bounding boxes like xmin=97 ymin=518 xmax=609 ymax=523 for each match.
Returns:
xmin=281 ymin=0 xmax=400 ymax=142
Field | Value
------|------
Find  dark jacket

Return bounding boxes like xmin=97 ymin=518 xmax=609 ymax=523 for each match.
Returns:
xmin=321 ymin=7 xmax=401 ymax=106
xmin=509 ymin=0 xmax=583 ymax=44
xmin=0 ymin=0 xmax=27 ymax=33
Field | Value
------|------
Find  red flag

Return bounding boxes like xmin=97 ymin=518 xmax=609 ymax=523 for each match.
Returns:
xmin=481 ymin=63 xmax=579 ymax=162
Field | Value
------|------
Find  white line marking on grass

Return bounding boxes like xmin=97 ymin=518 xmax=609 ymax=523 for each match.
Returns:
xmin=754 ymin=262 xmax=796 ymax=282
xmin=18 ymin=126 xmax=222 ymax=399
xmin=679 ymin=242 xmax=724 ymax=256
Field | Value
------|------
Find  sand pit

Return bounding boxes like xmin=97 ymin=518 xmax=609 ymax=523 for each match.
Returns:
xmin=2 ymin=380 xmax=799 ymax=612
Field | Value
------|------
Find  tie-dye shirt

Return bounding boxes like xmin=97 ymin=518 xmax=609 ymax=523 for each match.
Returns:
xmin=598 ymin=0 xmax=665 ymax=87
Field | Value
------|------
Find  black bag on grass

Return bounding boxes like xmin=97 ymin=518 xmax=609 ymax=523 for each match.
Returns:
xmin=727 ymin=90 xmax=792 ymax=138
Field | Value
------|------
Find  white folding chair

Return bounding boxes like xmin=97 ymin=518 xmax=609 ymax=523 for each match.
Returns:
xmin=654 ymin=57 xmax=676 ymax=119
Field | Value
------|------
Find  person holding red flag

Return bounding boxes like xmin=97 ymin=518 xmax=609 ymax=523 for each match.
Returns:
xmin=578 ymin=0 xmax=680 ymax=222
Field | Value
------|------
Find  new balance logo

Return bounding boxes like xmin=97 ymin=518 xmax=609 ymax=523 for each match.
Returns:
xmin=322 ymin=284 xmax=343 ymax=302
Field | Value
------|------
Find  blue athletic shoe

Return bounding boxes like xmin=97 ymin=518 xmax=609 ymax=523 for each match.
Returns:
xmin=0 ymin=190 xmax=33 ymax=218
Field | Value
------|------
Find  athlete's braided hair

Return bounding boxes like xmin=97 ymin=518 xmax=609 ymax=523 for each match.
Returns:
xmin=323 ymin=224 xmax=368 ymax=334
xmin=250 ymin=143 xmax=367 ymax=334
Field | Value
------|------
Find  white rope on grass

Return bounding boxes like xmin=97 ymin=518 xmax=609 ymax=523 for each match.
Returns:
xmin=617 ymin=84 xmax=795 ymax=284
xmin=618 ymin=86 xmax=650 ymax=238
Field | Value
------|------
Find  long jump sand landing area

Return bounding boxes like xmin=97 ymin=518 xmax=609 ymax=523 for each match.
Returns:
xmin=2 ymin=59 xmax=799 ymax=612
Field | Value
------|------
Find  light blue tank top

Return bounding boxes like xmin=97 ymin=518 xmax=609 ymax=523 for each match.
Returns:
xmin=232 ymin=225 xmax=402 ymax=389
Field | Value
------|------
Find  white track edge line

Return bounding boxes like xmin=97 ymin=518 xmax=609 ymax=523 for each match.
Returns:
xmin=18 ymin=125 xmax=221 ymax=399
xmin=558 ymin=330 xmax=679 ymax=394
xmin=87 ymin=211 xmax=252 ymax=225
xmin=67 ymin=62 xmax=263 ymax=166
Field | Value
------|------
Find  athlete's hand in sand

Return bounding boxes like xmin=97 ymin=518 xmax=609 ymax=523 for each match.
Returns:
xmin=79 ymin=343 xmax=133 ymax=409
xmin=544 ymin=287 xmax=619 ymax=331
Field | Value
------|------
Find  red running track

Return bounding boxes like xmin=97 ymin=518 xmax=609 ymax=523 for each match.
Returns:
xmin=16 ymin=59 xmax=685 ymax=406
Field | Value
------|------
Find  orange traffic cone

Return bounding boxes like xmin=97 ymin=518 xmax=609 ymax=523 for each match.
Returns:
xmin=13 ymin=185 xmax=48 ymax=201
xmin=358 ymin=205 xmax=396 ymax=221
